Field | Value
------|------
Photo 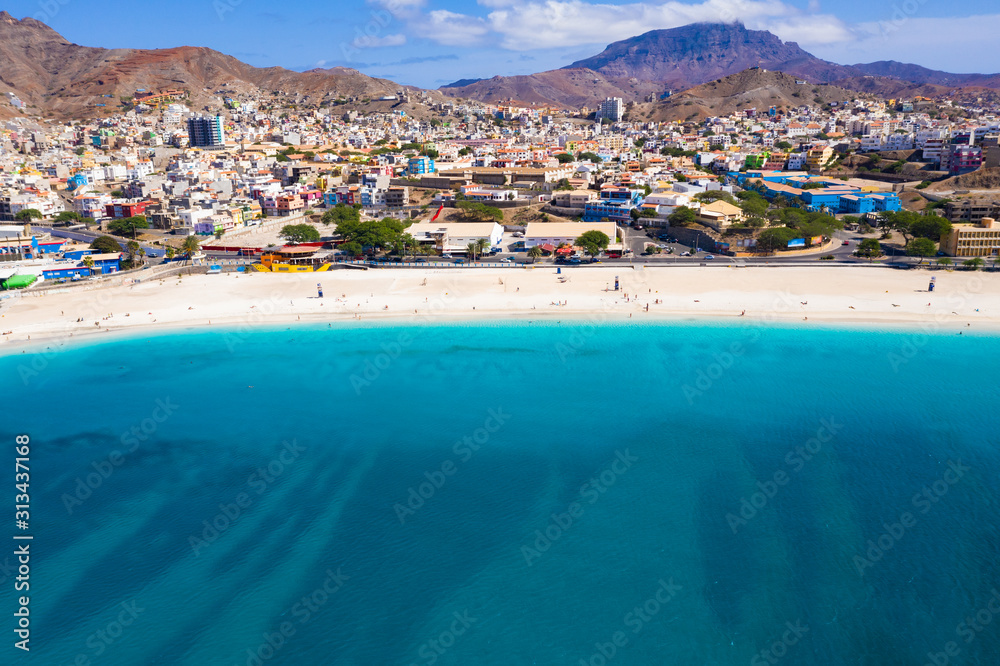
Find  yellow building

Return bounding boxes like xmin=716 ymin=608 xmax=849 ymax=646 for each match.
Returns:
xmin=806 ymin=146 xmax=834 ymax=171
xmin=941 ymin=217 xmax=1000 ymax=257
xmin=697 ymin=200 xmax=746 ymax=231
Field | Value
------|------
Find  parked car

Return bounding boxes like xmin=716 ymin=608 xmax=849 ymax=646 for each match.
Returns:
xmin=453 ymin=258 xmax=465 ymax=264
xmin=501 ymin=257 xmax=514 ymax=263
xmin=680 ymin=251 xmax=691 ymax=257
xmin=842 ymin=240 xmax=850 ymax=246
xmin=568 ymin=257 xmax=582 ymax=265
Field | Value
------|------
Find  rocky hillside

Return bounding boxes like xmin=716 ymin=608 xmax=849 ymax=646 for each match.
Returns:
xmin=644 ymin=69 xmax=861 ymax=122
xmin=0 ymin=11 xmax=437 ymax=118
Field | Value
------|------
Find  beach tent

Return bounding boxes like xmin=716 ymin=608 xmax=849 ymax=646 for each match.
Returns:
xmin=1 ymin=274 xmax=37 ymax=290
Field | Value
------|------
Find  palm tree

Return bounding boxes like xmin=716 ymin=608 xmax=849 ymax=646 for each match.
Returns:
xmin=476 ymin=238 xmax=490 ymax=258
xmin=82 ymin=256 xmax=94 ymax=275
xmin=527 ymin=246 xmax=543 ymax=261
xmin=125 ymin=240 xmax=140 ymax=267
xmin=466 ymin=241 xmax=480 ymax=261
xmin=181 ymin=235 xmax=200 ymax=258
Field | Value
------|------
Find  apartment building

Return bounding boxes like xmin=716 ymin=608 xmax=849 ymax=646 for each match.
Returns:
xmin=941 ymin=217 xmax=1000 ymax=257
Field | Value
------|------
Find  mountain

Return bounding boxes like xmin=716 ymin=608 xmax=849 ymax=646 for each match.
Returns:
xmin=440 ymin=70 xmax=662 ymax=110
xmin=851 ymin=61 xmax=1000 ymax=89
xmin=643 ymin=68 xmax=861 ymax=123
xmin=440 ymin=22 xmax=1000 ymax=109
xmin=0 ymin=11 xmax=438 ymax=118
xmin=564 ymin=23 xmax=854 ymax=89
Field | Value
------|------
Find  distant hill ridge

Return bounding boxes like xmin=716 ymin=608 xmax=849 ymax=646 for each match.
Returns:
xmin=0 ymin=10 xmax=435 ymax=118
xmin=441 ymin=22 xmax=1000 ymax=107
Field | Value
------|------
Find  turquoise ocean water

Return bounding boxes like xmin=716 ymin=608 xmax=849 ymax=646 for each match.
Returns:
xmin=2 ymin=321 xmax=999 ymax=665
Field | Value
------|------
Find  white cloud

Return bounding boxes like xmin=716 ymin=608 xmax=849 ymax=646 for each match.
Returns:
xmin=418 ymin=9 xmax=491 ymax=46
xmin=480 ymin=0 xmax=852 ymax=50
xmin=815 ymin=13 xmax=1000 ymax=71
xmin=371 ymin=0 xmax=1000 ymax=74
xmin=351 ymin=33 xmax=407 ymax=48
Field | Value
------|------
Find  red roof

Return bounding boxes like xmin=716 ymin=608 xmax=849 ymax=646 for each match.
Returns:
xmin=540 ymin=243 xmax=555 ymax=252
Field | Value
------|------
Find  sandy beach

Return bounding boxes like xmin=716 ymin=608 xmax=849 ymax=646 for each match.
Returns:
xmin=1 ymin=265 xmax=998 ymax=351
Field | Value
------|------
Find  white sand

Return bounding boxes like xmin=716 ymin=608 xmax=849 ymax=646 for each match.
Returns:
xmin=1 ymin=266 xmax=998 ymax=351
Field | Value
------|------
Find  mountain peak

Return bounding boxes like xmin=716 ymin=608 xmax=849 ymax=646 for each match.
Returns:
xmin=562 ymin=22 xmax=846 ymax=89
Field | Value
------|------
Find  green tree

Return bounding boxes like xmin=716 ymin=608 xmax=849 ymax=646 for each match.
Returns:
xmin=911 ymin=215 xmax=952 ymax=242
xmin=756 ymin=227 xmax=799 ymax=253
xmin=279 ymin=224 xmax=321 ymax=244
xmin=456 ymin=201 xmax=503 ymax=223
xmin=906 ymin=237 xmax=937 ymax=263
xmin=54 ymin=211 xmax=82 ymax=224
xmin=856 ymin=238 xmax=882 ymax=261
xmin=122 ymin=240 xmax=141 ymax=268
xmin=575 ymin=230 xmax=611 ymax=257
xmin=936 ymin=257 xmax=952 ymax=268
xmin=668 ymin=206 xmax=697 ymax=226
xmin=165 ymin=247 xmax=176 ymax=259
xmin=322 ymin=203 xmax=361 ymax=227
xmin=577 ymin=151 xmax=602 ymax=163
xmin=693 ymin=190 xmax=738 ymax=205
xmin=89 ymin=235 xmax=121 ymax=254
xmin=110 ymin=189 xmax=125 ymax=198
xmin=334 ymin=217 xmax=409 ymax=255
xmin=527 ymin=246 xmax=543 ymax=260
xmin=108 ymin=215 xmax=150 ymax=238
xmin=82 ymin=256 xmax=94 ymax=273
xmin=181 ymin=235 xmax=201 ymax=257
xmin=963 ymin=257 xmax=985 ymax=271
xmin=739 ymin=196 xmax=769 ymax=218
xmin=14 ymin=209 xmax=42 ymax=221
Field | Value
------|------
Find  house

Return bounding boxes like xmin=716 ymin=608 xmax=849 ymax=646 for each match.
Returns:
xmin=407 ymin=222 xmax=503 ymax=254
xmin=523 ymin=222 xmax=619 ymax=249
xmin=697 ymin=200 xmax=745 ymax=230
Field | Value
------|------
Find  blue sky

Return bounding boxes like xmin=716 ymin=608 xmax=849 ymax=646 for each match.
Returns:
xmin=9 ymin=0 xmax=1000 ymax=88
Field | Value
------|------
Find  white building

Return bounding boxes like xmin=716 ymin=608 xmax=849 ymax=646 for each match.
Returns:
xmin=407 ymin=222 xmax=504 ymax=254
xmin=597 ymin=98 xmax=624 ymax=123
xmin=523 ymin=221 xmax=619 ymax=249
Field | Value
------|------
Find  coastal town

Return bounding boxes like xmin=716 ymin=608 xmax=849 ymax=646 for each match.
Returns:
xmin=4 ymin=76 xmax=1000 ymax=292
xmin=4 ymin=6 xmax=1000 ymax=666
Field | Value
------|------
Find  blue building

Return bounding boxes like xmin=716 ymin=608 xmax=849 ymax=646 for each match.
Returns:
xmin=187 ymin=115 xmax=226 ymax=149
xmin=407 ymin=156 xmax=436 ymax=176
xmin=67 ymin=174 xmax=89 ymax=191
xmin=838 ymin=195 xmax=876 ymax=215
xmin=584 ymin=201 xmax=634 ymax=223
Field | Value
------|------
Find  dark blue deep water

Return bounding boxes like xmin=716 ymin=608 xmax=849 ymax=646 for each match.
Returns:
xmin=2 ymin=321 xmax=999 ymax=665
